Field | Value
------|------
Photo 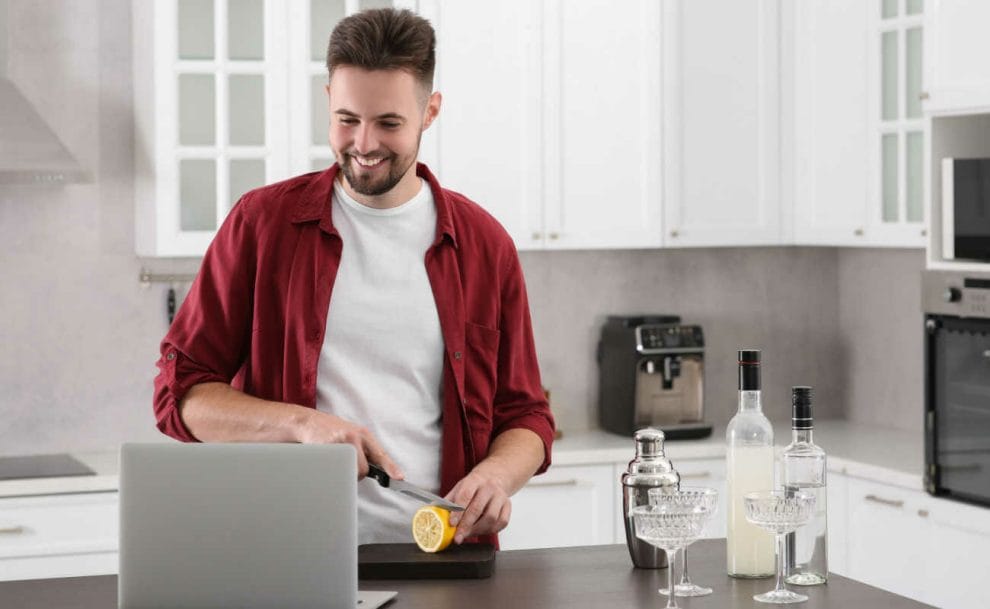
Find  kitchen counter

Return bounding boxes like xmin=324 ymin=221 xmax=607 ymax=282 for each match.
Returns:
xmin=0 ymin=419 xmax=925 ymax=498
xmin=553 ymin=419 xmax=925 ymax=490
xmin=0 ymin=540 xmax=934 ymax=608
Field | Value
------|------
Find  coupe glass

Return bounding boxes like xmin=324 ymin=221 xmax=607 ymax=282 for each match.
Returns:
xmin=658 ymin=487 xmax=718 ymax=597
xmin=630 ymin=487 xmax=717 ymax=609
xmin=744 ymin=490 xmax=817 ymax=604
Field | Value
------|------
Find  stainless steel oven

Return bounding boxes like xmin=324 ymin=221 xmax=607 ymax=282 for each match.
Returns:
xmin=923 ymin=271 xmax=990 ymax=508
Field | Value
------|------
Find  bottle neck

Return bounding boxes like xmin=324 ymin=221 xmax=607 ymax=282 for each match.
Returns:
xmin=791 ymin=427 xmax=814 ymax=443
xmin=737 ymin=390 xmax=762 ymax=412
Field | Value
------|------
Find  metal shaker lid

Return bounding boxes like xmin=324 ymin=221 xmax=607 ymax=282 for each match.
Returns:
xmin=622 ymin=427 xmax=680 ymax=488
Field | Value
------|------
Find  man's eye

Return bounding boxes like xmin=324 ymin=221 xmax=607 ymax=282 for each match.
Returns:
xmin=382 ymin=122 xmax=400 ymax=129
xmin=339 ymin=118 xmax=358 ymax=125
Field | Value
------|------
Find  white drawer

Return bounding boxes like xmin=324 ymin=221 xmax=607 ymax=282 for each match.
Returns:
xmin=0 ymin=492 xmax=118 ymax=560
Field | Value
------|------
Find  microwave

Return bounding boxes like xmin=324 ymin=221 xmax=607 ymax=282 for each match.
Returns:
xmin=942 ymin=158 xmax=990 ymax=262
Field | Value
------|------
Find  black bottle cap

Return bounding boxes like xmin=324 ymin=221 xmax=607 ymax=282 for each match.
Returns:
xmin=738 ymin=349 xmax=761 ymax=391
xmin=792 ymin=386 xmax=813 ymax=429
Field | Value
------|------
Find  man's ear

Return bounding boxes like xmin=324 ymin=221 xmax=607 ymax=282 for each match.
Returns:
xmin=423 ymin=91 xmax=442 ymax=130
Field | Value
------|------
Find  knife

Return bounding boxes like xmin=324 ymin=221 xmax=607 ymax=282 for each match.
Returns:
xmin=366 ymin=464 xmax=465 ymax=512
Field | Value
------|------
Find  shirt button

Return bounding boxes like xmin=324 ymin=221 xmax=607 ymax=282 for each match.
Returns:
xmin=453 ymin=351 xmax=462 ymax=360
xmin=166 ymin=352 xmax=176 ymax=361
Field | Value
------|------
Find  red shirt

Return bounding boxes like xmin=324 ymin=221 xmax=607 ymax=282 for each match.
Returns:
xmin=153 ymin=163 xmax=555 ymax=527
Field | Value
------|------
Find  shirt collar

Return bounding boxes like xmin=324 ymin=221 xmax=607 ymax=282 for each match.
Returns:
xmin=290 ymin=162 xmax=458 ymax=249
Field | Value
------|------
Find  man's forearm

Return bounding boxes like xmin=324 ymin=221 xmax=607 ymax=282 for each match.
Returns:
xmin=178 ymin=382 xmax=313 ymax=443
xmin=470 ymin=427 xmax=546 ymax=496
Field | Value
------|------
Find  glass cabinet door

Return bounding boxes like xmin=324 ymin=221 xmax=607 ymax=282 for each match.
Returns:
xmin=873 ymin=0 xmax=927 ymax=243
xmin=172 ymin=0 xmax=286 ymax=239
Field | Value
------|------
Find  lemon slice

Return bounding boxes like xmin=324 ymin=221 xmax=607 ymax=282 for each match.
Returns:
xmin=411 ymin=505 xmax=456 ymax=553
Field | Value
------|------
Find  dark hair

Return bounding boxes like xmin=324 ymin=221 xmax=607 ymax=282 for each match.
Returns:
xmin=325 ymin=8 xmax=436 ymax=93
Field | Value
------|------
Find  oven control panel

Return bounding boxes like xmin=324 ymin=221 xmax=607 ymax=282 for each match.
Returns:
xmin=923 ymin=271 xmax=990 ymax=318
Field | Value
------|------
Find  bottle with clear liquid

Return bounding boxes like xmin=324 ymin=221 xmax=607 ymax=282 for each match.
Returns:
xmin=781 ymin=386 xmax=828 ymax=585
xmin=726 ymin=349 xmax=775 ymax=578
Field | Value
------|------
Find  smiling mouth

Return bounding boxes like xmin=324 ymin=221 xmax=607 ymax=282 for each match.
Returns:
xmin=352 ymin=155 xmax=386 ymax=169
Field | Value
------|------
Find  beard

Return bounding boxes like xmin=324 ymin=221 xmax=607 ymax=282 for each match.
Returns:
xmin=338 ymin=134 xmax=421 ymax=197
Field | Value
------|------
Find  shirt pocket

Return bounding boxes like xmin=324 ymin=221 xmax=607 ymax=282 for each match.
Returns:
xmin=463 ymin=321 xmax=501 ymax=447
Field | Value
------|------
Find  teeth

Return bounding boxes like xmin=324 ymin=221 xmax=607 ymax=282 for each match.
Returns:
xmin=354 ymin=156 xmax=384 ymax=167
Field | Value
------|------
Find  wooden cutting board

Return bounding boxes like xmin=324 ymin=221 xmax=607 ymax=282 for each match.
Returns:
xmin=358 ymin=543 xmax=496 ymax=580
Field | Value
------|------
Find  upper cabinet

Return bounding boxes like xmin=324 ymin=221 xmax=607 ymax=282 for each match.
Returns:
xmin=133 ymin=0 xmax=411 ymax=257
xmin=423 ymin=0 xmax=665 ymax=251
xmin=663 ymin=0 xmax=781 ymax=248
xmin=791 ymin=0 xmax=927 ymax=248
xmin=923 ymin=0 xmax=990 ymax=116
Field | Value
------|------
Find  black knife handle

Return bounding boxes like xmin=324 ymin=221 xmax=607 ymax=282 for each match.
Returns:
xmin=367 ymin=463 xmax=390 ymax=488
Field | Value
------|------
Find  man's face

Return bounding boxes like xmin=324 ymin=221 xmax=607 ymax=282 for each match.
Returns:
xmin=327 ymin=66 xmax=439 ymax=198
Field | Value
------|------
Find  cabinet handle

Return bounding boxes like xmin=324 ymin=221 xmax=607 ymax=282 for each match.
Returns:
xmin=864 ymin=494 xmax=904 ymax=508
xmin=532 ymin=232 xmax=542 ymax=241
xmin=917 ymin=509 xmax=930 ymax=518
xmin=919 ymin=91 xmax=930 ymax=101
xmin=670 ymin=229 xmax=680 ymax=238
xmin=528 ymin=479 xmax=579 ymax=488
xmin=854 ymin=228 xmax=865 ymax=236
xmin=921 ymin=229 xmax=928 ymax=237
xmin=680 ymin=471 xmax=711 ymax=479
xmin=548 ymin=232 xmax=560 ymax=241
xmin=0 ymin=525 xmax=25 ymax=535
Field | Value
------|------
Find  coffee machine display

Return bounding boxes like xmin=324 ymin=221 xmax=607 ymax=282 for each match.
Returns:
xmin=597 ymin=315 xmax=713 ymax=440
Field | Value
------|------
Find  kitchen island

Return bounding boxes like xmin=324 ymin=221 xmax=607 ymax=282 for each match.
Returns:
xmin=0 ymin=540 xmax=934 ymax=608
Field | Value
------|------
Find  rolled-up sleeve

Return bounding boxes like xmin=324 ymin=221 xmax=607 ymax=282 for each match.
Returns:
xmin=152 ymin=198 xmax=257 ymax=442
xmin=491 ymin=249 xmax=555 ymax=474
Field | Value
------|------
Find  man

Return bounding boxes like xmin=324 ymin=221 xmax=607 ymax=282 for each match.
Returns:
xmin=152 ymin=8 xmax=555 ymax=547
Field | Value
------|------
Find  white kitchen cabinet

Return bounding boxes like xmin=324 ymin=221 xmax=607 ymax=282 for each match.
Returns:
xmin=791 ymin=0 xmax=927 ymax=248
xmin=845 ymin=476 xmax=935 ymax=605
xmin=927 ymin=495 xmax=990 ymax=609
xmin=499 ymin=463 xmax=614 ymax=550
xmin=663 ymin=0 xmax=781 ymax=247
xmin=542 ymin=0 xmax=664 ymax=250
xmin=824 ymin=469 xmax=848 ymax=576
xmin=425 ymin=0 xmax=665 ymax=251
xmin=923 ymin=0 xmax=990 ymax=115
xmin=0 ymin=492 xmax=118 ymax=582
xmin=418 ymin=0 xmax=543 ymax=250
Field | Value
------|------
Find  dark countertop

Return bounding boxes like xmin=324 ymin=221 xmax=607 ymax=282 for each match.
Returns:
xmin=0 ymin=540 xmax=934 ymax=609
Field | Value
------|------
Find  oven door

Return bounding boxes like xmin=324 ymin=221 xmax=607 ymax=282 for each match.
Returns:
xmin=925 ymin=314 xmax=990 ymax=507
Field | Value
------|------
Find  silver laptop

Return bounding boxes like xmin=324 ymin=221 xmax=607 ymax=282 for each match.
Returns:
xmin=119 ymin=443 xmax=396 ymax=609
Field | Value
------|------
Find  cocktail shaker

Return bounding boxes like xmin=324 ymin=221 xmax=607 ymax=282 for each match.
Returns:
xmin=621 ymin=427 xmax=681 ymax=568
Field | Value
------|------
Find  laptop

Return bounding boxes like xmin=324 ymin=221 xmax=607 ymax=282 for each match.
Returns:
xmin=119 ymin=443 xmax=396 ymax=609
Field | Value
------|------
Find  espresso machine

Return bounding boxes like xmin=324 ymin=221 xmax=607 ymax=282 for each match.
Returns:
xmin=597 ymin=315 xmax=712 ymax=440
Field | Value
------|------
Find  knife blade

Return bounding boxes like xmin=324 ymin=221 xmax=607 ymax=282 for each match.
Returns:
xmin=367 ymin=464 xmax=465 ymax=512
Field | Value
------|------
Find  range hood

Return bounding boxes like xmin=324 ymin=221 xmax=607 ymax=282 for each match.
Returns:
xmin=0 ymin=2 xmax=88 ymax=184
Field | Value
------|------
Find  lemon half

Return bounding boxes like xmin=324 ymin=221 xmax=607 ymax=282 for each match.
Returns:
xmin=411 ymin=505 xmax=456 ymax=553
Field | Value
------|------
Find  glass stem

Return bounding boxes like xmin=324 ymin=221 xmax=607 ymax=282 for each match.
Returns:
xmin=665 ymin=548 xmax=679 ymax=609
xmin=774 ymin=533 xmax=786 ymax=594
xmin=679 ymin=548 xmax=691 ymax=585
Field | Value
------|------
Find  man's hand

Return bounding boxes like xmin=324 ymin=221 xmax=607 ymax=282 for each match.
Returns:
xmin=296 ymin=409 xmax=404 ymax=481
xmin=444 ymin=467 xmax=512 ymax=544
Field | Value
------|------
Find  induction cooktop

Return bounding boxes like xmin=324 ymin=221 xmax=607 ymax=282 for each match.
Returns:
xmin=0 ymin=453 xmax=95 ymax=480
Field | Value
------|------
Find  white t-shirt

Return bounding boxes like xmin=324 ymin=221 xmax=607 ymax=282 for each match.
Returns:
xmin=315 ymin=177 xmax=445 ymax=544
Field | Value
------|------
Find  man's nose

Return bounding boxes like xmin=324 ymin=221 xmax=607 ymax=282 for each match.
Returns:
xmin=353 ymin=124 xmax=378 ymax=155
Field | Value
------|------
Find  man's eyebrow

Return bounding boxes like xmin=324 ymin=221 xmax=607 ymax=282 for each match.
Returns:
xmin=333 ymin=109 xmax=407 ymax=121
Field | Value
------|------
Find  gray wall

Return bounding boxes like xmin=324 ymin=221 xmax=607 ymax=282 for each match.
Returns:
xmin=0 ymin=0 xmax=924 ymax=457
xmin=836 ymin=249 xmax=926 ymax=433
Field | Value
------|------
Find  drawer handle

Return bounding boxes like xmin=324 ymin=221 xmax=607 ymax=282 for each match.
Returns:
xmin=680 ymin=471 xmax=711 ymax=479
xmin=528 ymin=479 xmax=579 ymax=488
xmin=0 ymin=525 xmax=25 ymax=535
xmin=865 ymin=494 xmax=904 ymax=508
xmin=918 ymin=509 xmax=930 ymax=518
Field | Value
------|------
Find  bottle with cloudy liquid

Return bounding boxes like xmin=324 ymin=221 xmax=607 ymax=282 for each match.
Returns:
xmin=782 ymin=386 xmax=828 ymax=585
xmin=726 ymin=350 xmax=775 ymax=578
